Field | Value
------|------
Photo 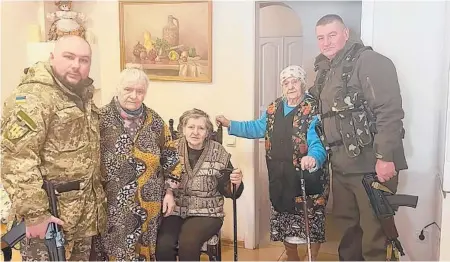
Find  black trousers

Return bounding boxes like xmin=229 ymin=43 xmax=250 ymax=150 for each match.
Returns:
xmin=156 ymin=215 xmax=223 ymax=261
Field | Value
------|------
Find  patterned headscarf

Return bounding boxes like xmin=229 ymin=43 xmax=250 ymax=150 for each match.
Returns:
xmin=279 ymin=65 xmax=307 ymax=87
xmin=114 ymin=96 xmax=144 ymax=140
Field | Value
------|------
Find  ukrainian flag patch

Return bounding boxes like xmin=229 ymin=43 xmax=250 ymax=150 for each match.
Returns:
xmin=15 ymin=96 xmax=27 ymax=104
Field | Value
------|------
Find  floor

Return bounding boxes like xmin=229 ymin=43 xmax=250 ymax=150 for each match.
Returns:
xmin=213 ymin=213 xmax=340 ymax=261
xmin=1 ymin=214 xmax=340 ymax=261
xmin=216 ymin=243 xmax=339 ymax=261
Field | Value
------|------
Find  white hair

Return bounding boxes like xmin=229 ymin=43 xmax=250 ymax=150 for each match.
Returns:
xmin=117 ymin=64 xmax=149 ymax=92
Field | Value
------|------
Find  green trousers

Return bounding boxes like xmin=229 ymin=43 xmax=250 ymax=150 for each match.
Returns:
xmin=20 ymin=237 xmax=92 ymax=261
xmin=332 ymin=172 xmax=399 ymax=261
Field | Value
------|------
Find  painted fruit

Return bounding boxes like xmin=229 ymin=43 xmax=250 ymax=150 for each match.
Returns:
xmin=169 ymin=50 xmax=180 ymax=61
xmin=188 ymin=47 xmax=197 ymax=57
xmin=148 ymin=49 xmax=157 ymax=61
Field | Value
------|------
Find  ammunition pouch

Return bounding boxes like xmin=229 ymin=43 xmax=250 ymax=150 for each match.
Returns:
xmin=319 ymin=43 xmax=375 ymax=157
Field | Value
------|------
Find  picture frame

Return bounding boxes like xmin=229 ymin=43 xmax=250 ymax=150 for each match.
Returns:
xmin=119 ymin=0 xmax=213 ymax=83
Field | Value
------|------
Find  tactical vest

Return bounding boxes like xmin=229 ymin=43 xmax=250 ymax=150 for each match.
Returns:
xmin=314 ymin=43 xmax=375 ymax=158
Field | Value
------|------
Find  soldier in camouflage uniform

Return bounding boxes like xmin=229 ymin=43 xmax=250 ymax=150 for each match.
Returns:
xmin=1 ymin=35 xmax=106 ymax=261
xmin=309 ymin=15 xmax=408 ymax=261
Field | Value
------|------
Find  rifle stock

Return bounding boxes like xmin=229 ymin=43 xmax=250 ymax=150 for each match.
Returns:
xmin=379 ymin=216 xmax=399 ymax=240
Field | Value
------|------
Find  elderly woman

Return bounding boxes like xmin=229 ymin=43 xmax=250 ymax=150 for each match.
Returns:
xmin=216 ymin=65 xmax=329 ymax=261
xmin=91 ymin=65 xmax=183 ymax=261
xmin=155 ymin=108 xmax=244 ymax=261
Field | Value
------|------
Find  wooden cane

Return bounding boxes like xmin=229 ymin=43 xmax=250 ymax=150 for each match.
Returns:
xmin=232 ymin=183 xmax=238 ymax=262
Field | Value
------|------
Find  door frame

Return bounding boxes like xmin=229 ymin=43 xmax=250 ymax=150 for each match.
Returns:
xmin=253 ymin=1 xmax=261 ymax=249
xmin=360 ymin=0 xmax=375 ymax=46
xmin=253 ymin=1 xmax=305 ymax=248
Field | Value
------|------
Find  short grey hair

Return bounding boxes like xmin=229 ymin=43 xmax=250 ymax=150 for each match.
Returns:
xmin=117 ymin=64 xmax=149 ymax=92
xmin=316 ymin=14 xmax=346 ymax=27
xmin=177 ymin=108 xmax=214 ymax=137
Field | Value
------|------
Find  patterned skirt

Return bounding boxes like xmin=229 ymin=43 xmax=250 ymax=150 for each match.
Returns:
xmin=270 ymin=199 xmax=326 ymax=244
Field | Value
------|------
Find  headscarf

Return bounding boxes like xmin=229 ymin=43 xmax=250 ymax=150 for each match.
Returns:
xmin=279 ymin=65 xmax=307 ymax=87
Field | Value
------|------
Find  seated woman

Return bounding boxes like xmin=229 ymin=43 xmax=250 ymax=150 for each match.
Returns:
xmin=155 ymin=108 xmax=244 ymax=261
xmin=91 ymin=65 xmax=183 ymax=261
xmin=216 ymin=65 xmax=329 ymax=261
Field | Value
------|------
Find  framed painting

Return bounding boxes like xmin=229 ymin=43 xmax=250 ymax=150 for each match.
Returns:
xmin=119 ymin=0 xmax=212 ymax=83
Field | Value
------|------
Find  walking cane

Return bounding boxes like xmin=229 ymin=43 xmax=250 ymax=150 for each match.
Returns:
xmin=300 ymin=168 xmax=312 ymax=262
xmin=232 ymin=183 xmax=238 ymax=262
xmin=220 ymin=168 xmax=238 ymax=262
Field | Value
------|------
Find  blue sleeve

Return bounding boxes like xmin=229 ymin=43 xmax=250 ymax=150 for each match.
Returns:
xmin=228 ymin=112 xmax=267 ymax=139
xmin=307 ymin=116 xmax=327 ymax=169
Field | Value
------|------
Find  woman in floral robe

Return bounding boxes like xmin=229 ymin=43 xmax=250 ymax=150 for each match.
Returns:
xmin=91 ymin=65 xmax=182 ymax=261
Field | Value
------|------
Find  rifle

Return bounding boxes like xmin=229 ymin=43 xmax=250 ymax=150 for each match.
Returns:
xmin=1 ymin=180 xmax=81 ymax=261
xmin=362 ymin=173 xmax=418 ymax=260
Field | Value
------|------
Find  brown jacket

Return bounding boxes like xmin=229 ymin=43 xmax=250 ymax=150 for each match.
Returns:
xmin=310 ymin=40 xmax=408 ymax=174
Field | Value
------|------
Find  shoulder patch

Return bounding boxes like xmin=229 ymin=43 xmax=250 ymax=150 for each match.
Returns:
xmin=17 ymin=110 xmax=37 ymax=131
xmin=4 ymin=122 xmax=31 ymax=143
xmin=3 ymin=110 xmax=38 ymax=144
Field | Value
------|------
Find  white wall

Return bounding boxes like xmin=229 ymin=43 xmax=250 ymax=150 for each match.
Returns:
xmin=440 ymin=197 xmax=450 ymax=260
xmin=1 ymin=1 xmax=40 ymax=107
xmin=439 ymin=0 xmax=450 ymax=200
xmin=437 ymin=1 xmax=450 ymax=260
xmin=362 ymin=1 xmax=448 ymax=260
xmin=0 ymin=1 xmax=102 ymax=107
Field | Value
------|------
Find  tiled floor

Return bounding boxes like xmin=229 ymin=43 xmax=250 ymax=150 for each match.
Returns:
xmin=1 ymin=214 xmax=340 ymax=261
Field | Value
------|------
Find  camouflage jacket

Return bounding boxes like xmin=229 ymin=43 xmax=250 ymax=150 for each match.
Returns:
xmin=1 ymin=61 xmax=106 ymax=241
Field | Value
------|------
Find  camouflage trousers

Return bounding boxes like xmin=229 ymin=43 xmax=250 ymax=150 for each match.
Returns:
xmin=20 ymin=237 xmax=92 ymax=261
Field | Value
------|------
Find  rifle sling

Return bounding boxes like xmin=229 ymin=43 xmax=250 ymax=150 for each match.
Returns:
xmin=52 ymin=180 xmax=82 ymax=194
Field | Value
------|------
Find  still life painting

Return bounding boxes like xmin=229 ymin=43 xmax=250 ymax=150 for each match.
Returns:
xmin=119 ymin=0 xmax=212 ymax=83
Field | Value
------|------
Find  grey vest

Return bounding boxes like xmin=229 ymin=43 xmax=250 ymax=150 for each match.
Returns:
xmin=172 ymin=138 xmax=231 ymax=218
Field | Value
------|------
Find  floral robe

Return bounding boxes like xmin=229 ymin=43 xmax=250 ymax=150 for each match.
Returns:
xmin=92 ymin=100 xmax=182 ymax=261
xmin=265 ymin=94 xmax=330 ymax=244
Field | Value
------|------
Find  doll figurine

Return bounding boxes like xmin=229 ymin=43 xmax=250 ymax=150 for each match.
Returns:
xmin=47 ymin=1 xmax=86 ymax=41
